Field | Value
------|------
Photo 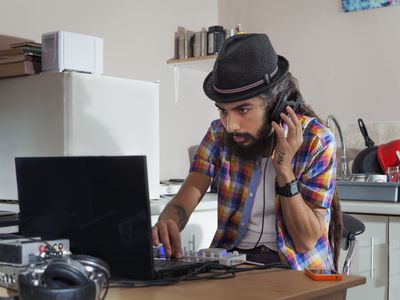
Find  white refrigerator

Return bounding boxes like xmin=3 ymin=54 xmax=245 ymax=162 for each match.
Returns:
xmin=0 ymin=72 xmax=159 ymax=200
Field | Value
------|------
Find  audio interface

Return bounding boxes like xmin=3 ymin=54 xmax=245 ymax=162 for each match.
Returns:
xmin=0 ymin=238 xmax=70 ymax=266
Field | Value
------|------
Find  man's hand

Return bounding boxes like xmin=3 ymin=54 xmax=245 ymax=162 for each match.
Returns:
xmin=152 ymin=220 xmax=183 ymax=258
xmin=150 ymin=172 xmax=211 ymax=258
xmin=271 ymin=106 xmax=303 ymax=185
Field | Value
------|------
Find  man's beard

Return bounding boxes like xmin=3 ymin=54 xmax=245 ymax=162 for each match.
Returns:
xmin=224 ymin=117 xmax=276 ymax=161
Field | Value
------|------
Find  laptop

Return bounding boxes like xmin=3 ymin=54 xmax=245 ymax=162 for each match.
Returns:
xmin=15 ymin=156 xmax=210 ymax=280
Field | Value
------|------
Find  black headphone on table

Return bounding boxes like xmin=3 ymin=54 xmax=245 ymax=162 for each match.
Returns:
xmin=18 ymin=255 xmax=110 ymax=300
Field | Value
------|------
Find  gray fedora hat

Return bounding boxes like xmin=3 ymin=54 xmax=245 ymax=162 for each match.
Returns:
xmin=203 ymin=33 xmax=289 ymax=103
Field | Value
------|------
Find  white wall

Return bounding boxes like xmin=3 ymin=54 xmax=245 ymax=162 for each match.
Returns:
xmin=0 ymin=0 xmax=219 ymax=181
xmin=4 ymin=0 xmax=397 ymax=186
xmin=218 ymin=0 xmax=400 ymax=125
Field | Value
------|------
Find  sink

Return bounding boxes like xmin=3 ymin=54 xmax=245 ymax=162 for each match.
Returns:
xmin=337 ymin=180 xmax=399 ymax=202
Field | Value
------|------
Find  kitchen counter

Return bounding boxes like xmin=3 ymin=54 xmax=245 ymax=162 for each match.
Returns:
xmin=156 ymin=193 xmax=400 ymax=217
xmin=150 ymin=192 xmax=217 ymax=215
xmin=3 ymin=193 xmax=400 ymax=219
xmin=154 ymin=193 xmax=400 ymax=217
xmin=340 ymin=199 xmax=400 ymax=216
xmin=0 ymin=193 xmax=219 ymax=218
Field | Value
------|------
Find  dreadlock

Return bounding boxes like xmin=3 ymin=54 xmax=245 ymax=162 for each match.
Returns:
xmin=260 ymin=73 xmax=343 ymax=271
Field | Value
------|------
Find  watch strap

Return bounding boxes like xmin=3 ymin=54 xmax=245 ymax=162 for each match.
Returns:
xmin=275 ymin=180 xmax=300 ymax=197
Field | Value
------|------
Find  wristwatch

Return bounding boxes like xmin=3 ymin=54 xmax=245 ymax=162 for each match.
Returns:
xmin=275 ymin=180 xmax=300 ymax=197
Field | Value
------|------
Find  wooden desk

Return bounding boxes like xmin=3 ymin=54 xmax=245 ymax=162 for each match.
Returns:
xmin=0 ymin=269 xmax=365 ymax=300
xmin=106 ymin=269 xmax=365 ymax=300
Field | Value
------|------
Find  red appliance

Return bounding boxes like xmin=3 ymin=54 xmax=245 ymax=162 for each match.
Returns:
xmin=377 ymin=139 xmax=400 ymax=173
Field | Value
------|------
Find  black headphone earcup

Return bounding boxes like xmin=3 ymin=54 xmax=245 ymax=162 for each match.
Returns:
xmin=286 ymin=93 xmax=302 ymax=111
xmin=43 ymin=259 xmax=90 ymax=289
xmin=271 ymin=93 xmax=287 ymax=123
xmin=70 ymin=254 xmax=111 ymax=278
xmin=18 ymin=271 xmax=96 ymax=300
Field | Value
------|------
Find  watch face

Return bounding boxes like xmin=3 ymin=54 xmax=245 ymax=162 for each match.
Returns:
xmin=276 ymin=180 xmax=300 ymax=197
xmin=289 ymin=182 xmax=299 ymax=195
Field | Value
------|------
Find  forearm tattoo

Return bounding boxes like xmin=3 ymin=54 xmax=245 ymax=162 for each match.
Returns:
xmin=170 ymin=204 xmax=189 ymax=231
xmin=277 ymin=150 xmax=286 ymax=165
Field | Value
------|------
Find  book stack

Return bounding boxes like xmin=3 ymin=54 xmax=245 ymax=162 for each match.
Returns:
xmin=0 ymin=41 xmax=42 ymax=79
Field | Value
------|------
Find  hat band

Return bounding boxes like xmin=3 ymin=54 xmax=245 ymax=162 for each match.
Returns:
xmin=213 ymin=66 xmax=279 ymax=94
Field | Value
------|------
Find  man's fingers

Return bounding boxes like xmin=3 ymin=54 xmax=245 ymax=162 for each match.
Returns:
xmin=169 ymin=225 xmax=182 ymax=258
xmin=280 ymin=113 xmax=295 ymax=139
xmin=280 ymin=112 xmax=295 ymax=129
xmin=271 ymin=121 xmax=285 ymax=141
xmin=153 ymin=220 xmax=182 ymax=258
xmin=286 ymin=106 xmax=302 ymax=136
xmin=158 ymin=222 xmax=172 ymax=257
xmin=152 ymin=225 xmax=160 ymax=246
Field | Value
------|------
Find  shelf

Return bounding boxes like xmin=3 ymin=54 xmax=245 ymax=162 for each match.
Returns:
xmin=167 ymin=55 xmax=217 ymax=72
xmin=167 ymin=55 xmax=217 ymax=103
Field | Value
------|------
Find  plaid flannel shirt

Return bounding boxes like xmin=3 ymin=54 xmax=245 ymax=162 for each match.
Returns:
xmin=189 ymin=115 xmax=336 ymax=270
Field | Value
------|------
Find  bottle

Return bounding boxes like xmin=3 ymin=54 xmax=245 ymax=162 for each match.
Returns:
xmin=207 ymin=26 xmax=224 ymax=55
xmin=224 ymin=28 xmax=236 ymax=40
xmin=183 ymin=32 xmax=193 ymax=58
xmin=194 ymin=30 xmax=207 ymax=57
xmin=178 ymin=35 xmax=185 ymax=59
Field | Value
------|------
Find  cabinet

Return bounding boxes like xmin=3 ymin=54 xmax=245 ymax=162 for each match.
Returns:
xmin=341 ymin=214 xmax=400 ymax=300
xmin=389 ymin=216 xmax=400 ymax=299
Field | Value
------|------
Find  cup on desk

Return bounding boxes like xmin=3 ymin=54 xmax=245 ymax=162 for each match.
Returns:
xmin=387 ymin=165 xmax=400 ymax=182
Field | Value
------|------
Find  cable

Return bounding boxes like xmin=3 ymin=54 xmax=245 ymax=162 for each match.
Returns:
xmin=108 ymin=260 xmax=291 ymax=288
xmin=100 ymin=281 xmax=109 ymax=300
xmin=109 ymin=262 xmax=216 ymax=288
xmin=234 ymin=261 xmax=291 ymax=272
xmin=254 ymin=157 xmax=269 ymax=248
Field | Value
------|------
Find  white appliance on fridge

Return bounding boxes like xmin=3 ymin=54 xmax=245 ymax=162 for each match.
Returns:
xmin=0 ymin=72 xmax=159 ymax=200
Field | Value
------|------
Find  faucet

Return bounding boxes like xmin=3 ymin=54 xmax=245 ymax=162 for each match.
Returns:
xmin=326 ymin=115 xmax=349 ymax=180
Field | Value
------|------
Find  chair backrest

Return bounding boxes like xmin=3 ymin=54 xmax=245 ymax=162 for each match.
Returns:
xmin=340 ymin=213 xmax=365 ymax=275
xmin=329 ymin=187 xmax=366 ymax=274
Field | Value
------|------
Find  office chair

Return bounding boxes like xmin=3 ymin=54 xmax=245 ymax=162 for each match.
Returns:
xmin=340 ymin=212 xmax=365 ymax=275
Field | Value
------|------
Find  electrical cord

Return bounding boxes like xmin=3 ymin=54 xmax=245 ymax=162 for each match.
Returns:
xmin=109 ymin=263 xmax=216 ymax=287
xmin=254 ymin=157 xmax=269 ymax=248
xmin=108 ymin=260 xmax=291 ymax=288
xmin=100 ymin=282 xmax=109 ymax=300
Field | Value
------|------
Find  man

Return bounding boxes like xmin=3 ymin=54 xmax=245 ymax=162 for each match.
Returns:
xmin=152 ymin=33 xmax=337 ymax=270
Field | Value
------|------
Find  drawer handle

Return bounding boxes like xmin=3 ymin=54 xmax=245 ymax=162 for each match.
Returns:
xmin=370 ymin=237 xmax=374 ymax=278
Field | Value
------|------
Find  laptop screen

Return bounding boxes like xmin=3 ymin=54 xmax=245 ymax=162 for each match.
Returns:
xmin=15 ymin=156 xmax=155 ymax=279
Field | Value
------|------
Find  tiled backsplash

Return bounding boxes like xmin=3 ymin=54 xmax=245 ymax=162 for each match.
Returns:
xmin=331 ymin=121 xmax=400 ymax=172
